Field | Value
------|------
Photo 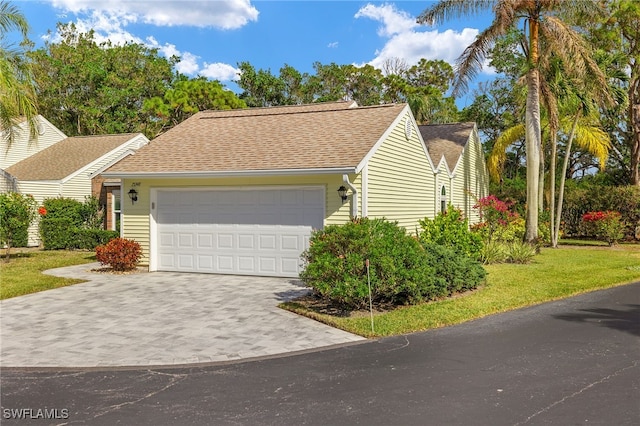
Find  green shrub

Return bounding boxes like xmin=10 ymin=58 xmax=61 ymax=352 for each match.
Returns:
xmin=422 ymin=243 xmax=486 ymax=294
xmin=300 ymin=218 xmax=444 ymax=309
xmin=581 ymin=211 xmax=625 ymax=246
xmin=96 ymin=238 xmax=142 ymax=271
xmin=39 ymin=218 xmax=73 ymax=250
xmin=40 ymin=219 xmax=118 ymax=250
xmin=418 ymin=205 xmax=483 ymax=259
xmin=562 ymin=184 xmax=639 ymax=240
xmin=40 ymin=196 xmax=108 ymax=249
xmin=73 ymin=229 xmax=119 ymax=250
xmin=0 ymin=192 xmax=37 ymax=254
xmin=42 ymin=198 xmax=85 ymax=227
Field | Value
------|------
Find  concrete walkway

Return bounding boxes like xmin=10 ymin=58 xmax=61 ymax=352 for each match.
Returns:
xmin=0 ymin=264 xmax=364 ymax=368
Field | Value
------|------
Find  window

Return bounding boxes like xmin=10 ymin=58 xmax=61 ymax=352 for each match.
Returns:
xmin=112 ymin=189 xmax=121 ymax=232
xmin=440 ymin=185 xmax=447 ymax=213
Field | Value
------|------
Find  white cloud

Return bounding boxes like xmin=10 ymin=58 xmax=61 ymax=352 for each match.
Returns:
xmin=200 ymin=62 xmax=239 ymax=81
xmin=354 ymin=3 xmax=417 ymax=37
xmin=327 ymin=41 xmax=339 ymax=49
xmin=49 ymin=0 xmax=259 ymax=29
xmin=44 ymin=1 xmax=248 ymax=82
xmin=354 ymin=4 xmax=492 ymax=76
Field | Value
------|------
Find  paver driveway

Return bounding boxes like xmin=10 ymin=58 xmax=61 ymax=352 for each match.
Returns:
xmin=0 ymin=264 xmax=364 ymax=368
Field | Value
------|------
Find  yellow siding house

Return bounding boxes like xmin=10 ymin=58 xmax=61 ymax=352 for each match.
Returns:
xmin=102 ymin=101 xmax=489 ymax=278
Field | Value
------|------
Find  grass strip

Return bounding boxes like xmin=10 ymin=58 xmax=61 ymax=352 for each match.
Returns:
xmin=282 ymin=245 xmax=640 ymax=337
xmin=0 ymin=250 xmax=95 ymax=300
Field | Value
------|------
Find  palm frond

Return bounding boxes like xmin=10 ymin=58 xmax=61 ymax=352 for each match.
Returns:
xmin=416 ymin=0 xmax=495 ymax=26
xmin=572 ymin=124 xmax=611 ymax=170
xmin=487 ymin=123 xmax=525 ymax=181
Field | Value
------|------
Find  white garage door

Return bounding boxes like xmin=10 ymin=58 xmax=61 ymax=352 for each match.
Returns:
xmin=155 ymin=187 xmax=324 ymax=277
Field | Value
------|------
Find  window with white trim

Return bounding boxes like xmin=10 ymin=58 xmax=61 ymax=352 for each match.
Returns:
xmin=440 ymin=185 xmax=447 ymax=213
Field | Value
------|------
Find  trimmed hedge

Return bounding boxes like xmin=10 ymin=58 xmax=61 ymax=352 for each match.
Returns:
xmin=40 ymin=218 xmax=118 ymax=250
xmin=561 ymin=184 xmax=640 ymax=240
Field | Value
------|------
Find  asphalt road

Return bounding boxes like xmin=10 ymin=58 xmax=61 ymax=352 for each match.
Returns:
xmin=1 ymin=282 xmax=639 ymax=426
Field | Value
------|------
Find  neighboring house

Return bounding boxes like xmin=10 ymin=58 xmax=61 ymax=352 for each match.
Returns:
xmin=4 ymin=131 xmax=149 ymax=246
xmin=419 ymin=122 xmax=489 ymax=224
xmin=1 ymin=116 xmax=67 ymax=191
xmin=102 ymin=101 xmax=489 ymax=278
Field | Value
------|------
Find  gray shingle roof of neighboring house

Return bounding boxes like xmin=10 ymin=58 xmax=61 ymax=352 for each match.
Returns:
xmin=6 ymin=134 xmax=140 ymax=180
xmin=419 ymin=122 xmax=476 ymax=172
xmin=103 ymin=102 xmax=408 ymax=175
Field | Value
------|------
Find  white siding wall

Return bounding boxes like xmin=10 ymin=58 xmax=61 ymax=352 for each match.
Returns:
xmin=1 ymin=117 xmax=66 ymax=169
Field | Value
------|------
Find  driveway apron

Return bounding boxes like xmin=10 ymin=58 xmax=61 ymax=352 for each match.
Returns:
xmin=0 ymin=264 xmax=364 ymax=367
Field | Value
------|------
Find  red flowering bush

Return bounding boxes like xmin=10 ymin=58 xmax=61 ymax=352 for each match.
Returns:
xmin=95 ymin=238 xmax=142 ymax=271
xmin=581 ymin=211 xmax=624 ymax=246
xmin=472 ymin=195 xmax=520 ymax=244
xmin=38 ymin=206 xmax=47 ymax=216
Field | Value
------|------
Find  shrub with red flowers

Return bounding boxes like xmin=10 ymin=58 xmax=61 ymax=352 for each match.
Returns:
xmin=472 ymin=195 xmax=520 ymax=244
xmin=581 ymin=211 xmax=624 ymax=246
xmin=38 ymin=206 xmax=47 ymax=216
xmin=95 ymin=238 xmax=142 ymax=271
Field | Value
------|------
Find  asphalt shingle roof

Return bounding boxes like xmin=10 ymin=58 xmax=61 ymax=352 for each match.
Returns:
xmin=104 ymin=102 xmax=408 ymax=174
xmin=6 ymin=134 xmax=139 ymax=180
xmin=419 ymin=122 xmax=475 ymax=171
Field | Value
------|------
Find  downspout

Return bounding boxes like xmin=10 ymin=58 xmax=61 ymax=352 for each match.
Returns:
xmin=342 ymin=174 xmax=358 ymax=218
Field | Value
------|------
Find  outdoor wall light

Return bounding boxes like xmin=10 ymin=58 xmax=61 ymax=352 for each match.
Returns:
xmin=337 ymin=185 xmax=348 ymax=204
xmin=128 ymin=188 xmax=138 ymax=204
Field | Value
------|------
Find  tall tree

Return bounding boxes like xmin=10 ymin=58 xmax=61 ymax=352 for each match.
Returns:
xmin=418 ymin=0 xmax=609 ymax=242
xmin=582 ymin=0 xmax=639 ymax=185
xmin=0 ymin=0 xmax=37 ymax=144
xmin=143 ymin=76 xmax=247 ymax=137
xmin=29 ymin=23 xmax=175 ymax=138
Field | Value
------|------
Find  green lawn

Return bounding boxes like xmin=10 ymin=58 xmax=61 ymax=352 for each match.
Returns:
xmin=282 ymin=244 xmax=640 ymax=337
xmin=0 ymin=250 xmax=95 ymax=300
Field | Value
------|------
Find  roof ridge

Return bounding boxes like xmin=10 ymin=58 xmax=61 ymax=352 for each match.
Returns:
xmin=201 ymin=100 xmax=354 ymax=114
xmin=419 ymin=121 xmax=475 ymax=127
xmin=67 ymin=133 xmax=139 ymax=139
xmin=199 ymin=103 xmax=402 ymax=120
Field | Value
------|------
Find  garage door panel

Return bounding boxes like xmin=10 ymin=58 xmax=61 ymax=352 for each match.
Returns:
xmin=198 ymin=255 xmax=214 ymax=270
xmin=259 ymin=235 xmax=277 ymax=250
xmin=197 ymin=234 xmax=213 ymax=248
xmin=156 ymin=188 xmax=323 ymax=277
xmin=281 ymin=235 xmax=299 ymax=251
xmin=217 ymin=256 xmax=233 ymax=271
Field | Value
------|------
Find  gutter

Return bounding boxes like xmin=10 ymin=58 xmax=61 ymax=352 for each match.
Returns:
xmin=101 ymin=167 xmax=357 ymax=179
xmin=342 ymin=174 xmax=358 ymax=218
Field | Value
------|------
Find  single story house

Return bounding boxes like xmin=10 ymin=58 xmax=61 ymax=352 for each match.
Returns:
xmin=102 ymin=101 xmax=489 ymax=277
xmin=3 ymin=121 xmax=149 ymax=246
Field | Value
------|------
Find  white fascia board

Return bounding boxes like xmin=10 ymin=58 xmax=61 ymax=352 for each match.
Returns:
xmin=101 ymin=167 xmax=357 ymax=179
xmin=64 ymin=135 xmax=150 ymax=183
xmin=355 ymin=104 xmax=410 ymax=174
xmin=89 ymin=150 xmax=135 ymax=178
xmin=35 ymin=116 xmax=68 ymax=140
xmin=355 ymin=105 xmax=436 ymax=174
xmin=435 ymin=156 xmax=453 ymax=177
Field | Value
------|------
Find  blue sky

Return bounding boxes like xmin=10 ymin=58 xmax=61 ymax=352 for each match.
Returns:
xmin=17 ymin=0 xmax=496 ymax=106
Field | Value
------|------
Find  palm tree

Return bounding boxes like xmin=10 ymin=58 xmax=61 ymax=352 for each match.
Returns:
xmin=417 ymin=0 xmax=609 ymax=242
xmin=0 ymin=0 xmax=37 ymax=145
